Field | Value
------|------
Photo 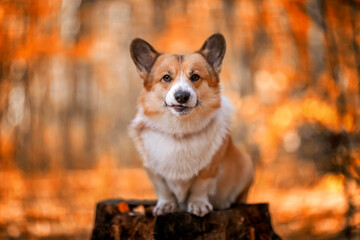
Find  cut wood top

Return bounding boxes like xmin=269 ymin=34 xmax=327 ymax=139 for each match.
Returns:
xmin=91 ymin=199 xmax=281 ymax=240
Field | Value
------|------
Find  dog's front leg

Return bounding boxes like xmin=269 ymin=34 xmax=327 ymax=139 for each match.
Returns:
xmin=146 ymin=169 xmax=178 ymax=216
xmin=187 ymin=177 xmax=216 ymax=217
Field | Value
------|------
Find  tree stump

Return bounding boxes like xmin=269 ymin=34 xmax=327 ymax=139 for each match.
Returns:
xmin=91 ymin=199 xmax=281 ymax=240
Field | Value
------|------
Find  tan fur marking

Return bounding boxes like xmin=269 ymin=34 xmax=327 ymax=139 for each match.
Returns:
xmin=182 ymin=54 xmax=219 ymax=87
xmin=139 ymin=92 xmax=163 ymax=117
xmin=198 ymin=134 xmax=230 ymax=179
xmin=216 ymin=138 xmax=254 ymax=205
xmin=144 ymin=54 xmax=179 ymax=90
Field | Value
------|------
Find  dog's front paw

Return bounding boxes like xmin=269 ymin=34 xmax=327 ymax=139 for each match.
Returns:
xmin=153 ymin=201 xmax=177 ymax=216
xmin=187 ymin=201 xmax=213 ymax=217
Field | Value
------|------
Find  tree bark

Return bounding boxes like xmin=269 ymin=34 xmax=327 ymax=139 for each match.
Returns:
xmin=91 ymin=199 xmax=281 ymax=240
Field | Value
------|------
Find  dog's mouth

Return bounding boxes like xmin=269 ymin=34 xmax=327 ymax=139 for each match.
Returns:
xmin=164 ymin=101 xmax=198 ymax=115
xmin=172 ymin=105 xmax=190 ymax=112
xmin=167 ymin=104 xmax=192 ymax=115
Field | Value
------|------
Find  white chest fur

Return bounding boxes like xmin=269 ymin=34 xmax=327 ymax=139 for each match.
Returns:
xmin=132 ymin=96 xmax=233 ymax=180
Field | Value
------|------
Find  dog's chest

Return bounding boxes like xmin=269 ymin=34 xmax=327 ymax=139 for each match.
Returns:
xmin=132 ymin=96 xmax=233 ymax=180
xmin=140 ymin=119 xmax=226 ymax=180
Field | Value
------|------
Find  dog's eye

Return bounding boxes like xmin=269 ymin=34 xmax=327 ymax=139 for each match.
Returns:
xmin=190 ymin=74 xmax=200 ymax=82
xmin=162 ymin=74 xmax=172 ymax=82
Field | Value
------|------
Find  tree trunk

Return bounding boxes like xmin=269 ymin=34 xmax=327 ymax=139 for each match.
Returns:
xmin=91 ymin=199 xmax=281 ymax=240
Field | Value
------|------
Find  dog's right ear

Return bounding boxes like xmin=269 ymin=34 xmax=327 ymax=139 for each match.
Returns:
xmin=198 ymin=33 xmax=226 ymax=74
xmin=130 ymin=38 xmax=160 ymax=79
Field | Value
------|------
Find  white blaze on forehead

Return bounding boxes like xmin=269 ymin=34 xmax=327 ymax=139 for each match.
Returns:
xmin=165 ymin=56 xmax=197 ymax=110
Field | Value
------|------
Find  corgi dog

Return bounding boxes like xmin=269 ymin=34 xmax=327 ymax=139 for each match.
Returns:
xmin=129 ymin=33 xmax=254 ymax=217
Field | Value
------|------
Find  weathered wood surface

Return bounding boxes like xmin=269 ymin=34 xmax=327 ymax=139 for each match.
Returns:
xmin=91 ymin=199 xmax=281 ymax=240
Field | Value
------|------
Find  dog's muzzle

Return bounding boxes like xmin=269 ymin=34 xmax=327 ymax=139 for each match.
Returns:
xmin=164 ymin=81 xmax=198 ymax=116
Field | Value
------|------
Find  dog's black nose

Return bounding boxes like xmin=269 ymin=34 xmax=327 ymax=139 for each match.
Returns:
xmin=174 ymin=91 xmax=190 ymax=104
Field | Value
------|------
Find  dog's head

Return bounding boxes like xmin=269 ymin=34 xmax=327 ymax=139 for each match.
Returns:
xmin=130 ymin=33 xmax=226 ymax=118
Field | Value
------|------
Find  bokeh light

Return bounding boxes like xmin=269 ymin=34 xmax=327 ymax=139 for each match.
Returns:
xmin=0 ymin=0 xmax=360 ymax=239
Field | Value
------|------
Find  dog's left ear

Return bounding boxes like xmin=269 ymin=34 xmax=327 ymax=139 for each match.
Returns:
xmin=198 ymin=33 xmax=226 ymax=74
xmin=130 ymin=38 xmax=160 ymax=79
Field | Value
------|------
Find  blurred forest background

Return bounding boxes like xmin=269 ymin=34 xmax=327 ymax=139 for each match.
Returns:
xmin=0 ymin=0 xmax=360 ymax=239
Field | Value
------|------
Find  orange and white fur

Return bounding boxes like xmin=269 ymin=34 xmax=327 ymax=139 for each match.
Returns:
xmin=129 ymin=33 xmax=254 ymax=217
